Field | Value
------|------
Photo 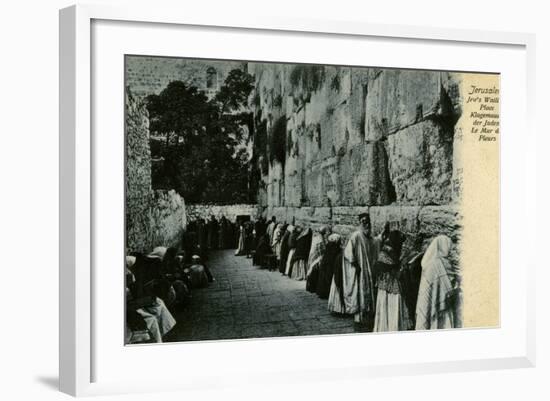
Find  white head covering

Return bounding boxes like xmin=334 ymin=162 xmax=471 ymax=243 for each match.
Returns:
xmin=149 ymin=246 xmax=168 ymax=260
xmin=126 ymin=255 xmax=136 ymax=269
xmin=327 ymin=233 xmax=342 ymax=243
xmin=416 ymin=235 xmax=455 ymax=330
xmin=421 ymin=235 xmax=452 ymax=270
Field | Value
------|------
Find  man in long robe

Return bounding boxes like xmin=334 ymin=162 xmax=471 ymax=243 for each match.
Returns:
xmin=218 ymin=216 xmax=229 ymax=249
xmin=207 ymin=215 xmax=218 ymax=250
xmin=266 ymin=216 xmax=277 ymax=245
xmin=342 ymin=213 xmax=382 ymax=332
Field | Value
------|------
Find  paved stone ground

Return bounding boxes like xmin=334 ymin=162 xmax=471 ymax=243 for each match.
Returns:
xmin=164 ymin=249 xmax=355 ymax=342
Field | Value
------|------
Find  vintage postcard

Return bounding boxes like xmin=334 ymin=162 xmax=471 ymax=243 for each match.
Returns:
xmin=124 ymin=55 xmax=499 ymax=344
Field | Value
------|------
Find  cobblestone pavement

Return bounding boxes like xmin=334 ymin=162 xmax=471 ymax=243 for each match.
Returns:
xmin=164 ymin=249 xmax=355 ymax=342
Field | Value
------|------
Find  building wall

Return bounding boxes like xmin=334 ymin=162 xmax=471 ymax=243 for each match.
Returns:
xmin=126 ymin=56 xmax=247 ymax=98
xmin=125 ymin=90 xmax=187 ymax=253
xmin=250 ymin=63 xmax=463 ymax=261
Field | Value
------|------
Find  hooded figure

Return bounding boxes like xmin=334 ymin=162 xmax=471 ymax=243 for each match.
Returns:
xmin=289 ymin=227 xmax=313 ymax=280
xmin=415 ymin=235 xmax=461 ymax=330
xmin=306 ymin=226 xmax=329 ymax=292
xmin=321 ymin=234 xmax=343 ymax=301
xmin=278 ymin=225 xmax=293 ymax=274
xmin=284 ymin=226 xmax=302 ymax=276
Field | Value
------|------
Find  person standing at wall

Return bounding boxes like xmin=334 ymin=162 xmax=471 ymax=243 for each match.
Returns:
xmin=415 ymin=235 xmax=462 ymax=330
xmin=289 ymin=227 xmax=313 ymax=281
xmin=342 ymin=213 xmax=382 ymax=332
xmin=306 ymin=226 xmax=329 ymax=293
xmin=218 ymin=215 xmax=229 ymax=249
xmin=266 ymin=216 xmax=277 ymax=245
xmin=207 ymin=215 xmax=218 ymax=250
xmin=373 ymin=230 xmax=412 ymax=332
xmin=278 ymin=224 xmax=292 ymax=274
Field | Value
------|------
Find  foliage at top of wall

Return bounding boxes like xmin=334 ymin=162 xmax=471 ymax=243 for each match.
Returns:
xmin=289 ymin=65 xmax=326 ymax=94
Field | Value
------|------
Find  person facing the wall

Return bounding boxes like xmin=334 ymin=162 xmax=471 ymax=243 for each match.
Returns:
xmin=415 ymin=235 xmax=462 ymax=330
xmin=373 ymin=230 xmax=412 ymax=332
xmin=341 ymin=213 xmax=382 ymax=332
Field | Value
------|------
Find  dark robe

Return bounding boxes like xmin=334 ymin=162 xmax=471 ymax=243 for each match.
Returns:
xmin=218 ymin=218 xmax=229 ymax=249
xmin=130 ymin=255 xmax=163 ymax=298
xmin=244 ymin=222 xmax=255 ymax=255
xmin=278 ymin=231 xmax=291 ymax=274
xmin=398 ymin=251 xmax=424 ymax=327
xmin=207 ymin=218 xmax=219 ymax=250
xmin=317 ymin=243 xmax=342 ymax=299
xmin=181 ymin=230 xmax=197 ymax=264
xmin=253 ymin=234 xmax=272 ymax=267
xmin=197 ymin=221 xmax=208 ymax=260
xmin=255 ymin=219 xmax=267 ymax=240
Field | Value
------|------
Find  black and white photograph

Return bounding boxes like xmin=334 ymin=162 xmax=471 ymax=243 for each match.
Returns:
xmin=124 ymin=55 xmax=500 ymax=345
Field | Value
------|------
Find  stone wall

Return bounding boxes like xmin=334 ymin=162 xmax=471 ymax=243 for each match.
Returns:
xmin=126 ymin=89 xmax=153 ymax=252
xmin=126 ymin=89 xmax=187 ymax=253
xmin=126 ymin=56 xmax=247 ymax=98
xmin=186 ymin=204 xmax=260 ymax=223
xmin=149 ymin=190 xmax=187 ymax=249
xmin=250 ymin=63 xmax=463 ymax=260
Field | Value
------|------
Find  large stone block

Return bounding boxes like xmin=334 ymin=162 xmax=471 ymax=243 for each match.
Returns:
xmin=418 ymin=205 xmax=462 ymax=242
xmin=365 ymin=69 xmax=442 ymax=141
xmin=418 ymin=205 xmax=462 ymax=240
xmin=346 ymin=141 xmax=395 ymax=206
xmin=150 ymin=190 xmax=187 ymax=249
xmin=369 ymin=206 xmax=421 ymax=235
xmin=312 ymin=207 xmax=332 ymax=222
xmin=332 ymin=206 xmax=369 ymax=226
xmin=386 ymin=120 xmax=453 ymax=205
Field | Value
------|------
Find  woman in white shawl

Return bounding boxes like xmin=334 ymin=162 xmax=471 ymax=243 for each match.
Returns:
xmin=235 ymin=224 xmax=246 ymax=256
xmin=415 ymin=235 xmax=461 ymax=330
xmin=284 ymin=226 xmax=301 ymax=276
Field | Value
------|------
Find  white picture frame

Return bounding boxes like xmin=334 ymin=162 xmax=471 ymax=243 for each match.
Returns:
xmin=59 ymin=3 xmax=536 ymax=397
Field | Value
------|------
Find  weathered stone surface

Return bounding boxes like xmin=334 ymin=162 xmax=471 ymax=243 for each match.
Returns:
xmin=418 ymin=205 xmax=462 ymax=242
xmin=365 ymin=69 xmax=442 ymax=141
xmin=386 ymin=120 xmax=453 ymax=205
xmin=150 ymin=190 xmax=187 ymax=249
xmin=332 ymin=206 xmax=369 ymax=226
xmin=228 ymin=64 xmax=466 ymax=276
xmin=348 ymin=68 xmax=369 ymax=146
xmin=369 ymin=206 xmax=421 ymax=235
xmin=126 ymin=90 xmax=153 ymax=252
xmin=126 ymin=90 xmax=187 ymax=253
xmin=312 ymin=207 xmax=332 ymax=222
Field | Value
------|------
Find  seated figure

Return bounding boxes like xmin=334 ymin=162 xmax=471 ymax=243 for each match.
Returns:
xmin=186 ymin=255 xmax=210 ymax=289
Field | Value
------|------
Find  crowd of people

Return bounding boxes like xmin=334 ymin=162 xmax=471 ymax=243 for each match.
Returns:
xmin=125 ymin=245 xmax=213 ymax=343
xmin=125 ymin=211 xmax=463 ymax=343
xmin=236 ymin=212 xmax=463 ymax=333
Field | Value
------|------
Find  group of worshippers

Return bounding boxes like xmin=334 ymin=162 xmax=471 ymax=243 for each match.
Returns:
xmin=125 ymin=245 xmax=213 ymax=344
xmin=184 ymin=215 xmax=237 ymax=261
xmin=243 ymin=212 xmax=463 ymax=333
